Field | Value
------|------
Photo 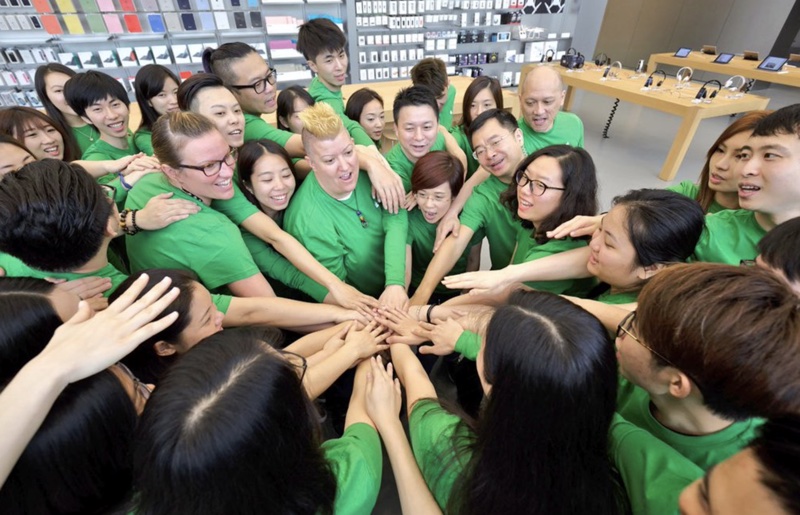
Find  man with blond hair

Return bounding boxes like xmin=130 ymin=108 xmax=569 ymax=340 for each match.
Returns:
xmin=284 ymin=103 xmax=409 ymax=308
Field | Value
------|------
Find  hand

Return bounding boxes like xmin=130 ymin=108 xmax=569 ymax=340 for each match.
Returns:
xmin=358 ymin=145 xmax=404 ymax=214
xmin=35 ymin=273 xmax=180 ymax=385
xmin=442 ymin=269 xmax=512 ymax=296
xmin=546 ymin=214 xmax=603 ymax=240
xmin=364 ymin=355 xmax=402 ymax=429
xmin=379 ymin=285 xmax=409 ymax=311
xmin=412 ymin=317 xmax=464 ymax=356
xmin=433 ymin=212 xmax=460 ymax=252
xmin=121 ymin=154 xmax=160 ymax=176
xmin=136 ymin=192 xmax=201 ymax=231
xmin=343 ymin=320 xmax=390 ymax=361
xmin=404 ymin=191 xmax=417 ymax=211
xmin=376 ymin=307 xmax=426 ymax=345
xmin=325 ymin=281 xmax=380 ymax=316
xmin=334 ymin=307 xmax=372 ymax=325
xmin=108 ymin=153 xmax=140 ymax=174
xmin=47 ymin=276 xmax=112 ymax=301
xmin=322 ymin=322 xmax=350 ymax=354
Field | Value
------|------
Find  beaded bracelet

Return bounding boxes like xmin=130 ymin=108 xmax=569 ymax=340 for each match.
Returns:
xmin=119 ymin=209 xmax=140 ymax=235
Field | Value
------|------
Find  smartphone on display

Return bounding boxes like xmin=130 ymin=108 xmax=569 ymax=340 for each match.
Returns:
xmin=164 ymin=12 xmax=181 ymax=31
xmin=147 ymin=13 xmax=166 ymax=32
xmin=119 ymin=0 xmax=134 ymax=10
xmin=248 ymin=10 xmax=261 ymax=27
xmin=180 ymin=12 xmax=196 ymax=30
xmin=233 ymin=11 xmax=246 ymax=28
xmin=230 ymin=0 xmax=240 ymax=6
xmin=176 ymin=0 xmax=190 ymax=9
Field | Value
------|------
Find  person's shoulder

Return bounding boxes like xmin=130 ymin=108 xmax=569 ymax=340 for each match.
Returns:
xmin=284 ymin=175 xmax=327 ymax=221
xmin=705 ymin=208 xmax=756 ymax=227
xmin=556 ymin=110 xmax=583 ymax=127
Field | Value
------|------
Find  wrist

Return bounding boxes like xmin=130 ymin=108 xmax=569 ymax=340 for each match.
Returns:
xmin=118 ymin=173 xmax=133 ymax=191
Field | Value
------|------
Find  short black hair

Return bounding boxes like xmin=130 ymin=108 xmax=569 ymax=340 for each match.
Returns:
xmin=469 ymin=108 xmax=518 ymax=144
xmin=410 ymin=58 xmax=448 ymax=96
xmin=63 ymin=70 xmax=129 ymax=119
xmin=296 ymin=18 xmax=347 ymax=61
xmin=201 ymin=42 xmax=258 ymax=85
xmin=344 ymin=88 xmax=383 ymax=124
xmin=751 ymin=413 xmax=800 ymax=515
xmin=392 ymin=86 xmax=439 ymax=124
xmin=176 ymin=72 xmax=229 ymax=112
xmin=752 ymin=103 xmax=800 ymax=139
xmin=758 ymin=217 xmax=800 ymax=283
xmin=0 ymin=159 xmax=113 ymax=272
xmin=276 ymin=86 xmax=315 ymax=131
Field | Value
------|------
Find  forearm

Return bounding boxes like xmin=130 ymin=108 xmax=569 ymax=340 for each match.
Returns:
xmin=564 ymin=296 xmax=633 ymax=333
xmin=503 ymin=246 xmax=592 ymax=283
xmin=72 ymin=159 xmax=118 ymax=178
xmin=383 ymin=210 xmax=409 ymax=287
xmin=226 ymin=297 xmax=350 ymax=328
xmin=410 ymin=236 xmax=467 ymax=304
xmin=449 ymin=168 xmax=488 ymax=216
xmin=303 ymin=345 xmax=360 ymax=400
xmin=390 ymin=344 xmax=437 ymax=416
xmin=285 ymin=322 xmax=350 ymax=357
xmin=441 ymin=129 xmax=467 ymax=174
xmin=285 ymin=133 xmax=306 ymax=157
xmin=345 ymin=360 xmax=375 ymax=429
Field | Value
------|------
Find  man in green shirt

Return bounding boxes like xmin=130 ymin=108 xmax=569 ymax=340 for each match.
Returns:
xmin=284 ymin=102 xmax=409 ymax=308
xmin=411 ymin=57 xmax=457 ymax=129
xmin=518 ymin=65 xmax=584 ymax=154
xmin=410 ymin=109 xmax=524 ymax=305
xmin=755 ymin=217 xmax=800 ymax=295
xmin=385 ymin=86 xmax=466 ymax=191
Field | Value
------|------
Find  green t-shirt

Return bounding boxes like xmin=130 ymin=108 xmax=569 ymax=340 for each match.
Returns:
xmin=454 ymin=330 xmax=480 ymax=360
xmin=124 ymin=173 xmax=260 ymax=292
xmin=596 ymin=289 xmax=639 ymax=305
xmin=307 ymin=77 xmax=376 ymax=147
xmin=518 ymin=112 xmax=584 ymax=155
xmin=211 ymin=179 xmax=260 ymax=226
xmin=450 ymin=124 xmax=480 ymax=178
xmin=438 ymin=83 xmax=457 ymax=129
xmin=692 ymin=209 xmax=766 ymax=265
xmin=666 ymin=180 xmax=725 ymax=214
xmin=407 ymin=209 xmax=480 ymax=296
xmin=81 ymin=133 xmax=137 ymax=161
xmin=610 ymin=413 xmax=704 ymax=515
xmin=409 ymin=399 xmax=473 ymax=511
xmin=385 ymin=132 xmax=447 ymax=192
xmin=321 ymin=422 xmax=383 ymax=515
xmin=616 ymin=376 xmax=762 ymax=470
xmin=459 ymin=175 xmax=519 ymax=269
xmin=133 ymin=128 xmax=154 ymax=156
xmin=0 ymin=253 xmax=127 ymax=297
xmin=70 ymin=124 xmax=101 ymax=154
xmin=512 ymin=231 xmax=595 ymax=296
xmin=243 ymin=113 xmax=292 ymax=146
xmin=284 ymin=171 xmax=408 ymax=297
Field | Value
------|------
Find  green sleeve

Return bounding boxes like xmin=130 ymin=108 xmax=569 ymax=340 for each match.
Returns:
xmin=381 ymin=207 xmax=408 ymax=287
xmin=666 ymin=180 xmax=700 ymax=200
xmin=244 ymin=115 xmax=292 ymax=146
xmin=133 ymin=130 xmax=154 ymax=156
xmin=322 ymin=423 xmax=383 ymax=515
xmin=451 ymin=125 xmax=480 ymax=177
xmin=439 ymin=84 xmax=457 ymax=129
xmin=610 ymin=413 xmax=703 ymax=515
xmin=105 ymin=175 xmax=128 ymax=208
xmin=242 ymin=231 xmax=329 ymax=302
xmin=576 ymin=116 xmax=585 ymax=148
xmin=211 ymin=182 xmax=259 ymax=226
xmin=454 ymin=330 xmax=480 ymax=360
xmin=82 ymin=149 xmax=110 ymax=161
xmin=210 ymin=294 xmax=231 ymax=314
xmin=343 ymin=114 xmax=376 ymax=147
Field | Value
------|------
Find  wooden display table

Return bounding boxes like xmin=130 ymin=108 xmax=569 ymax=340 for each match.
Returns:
xmin=647 ymin=52 xmax=800 ymax=89
xmin=520 ymin=63 xmax=770 ymax=181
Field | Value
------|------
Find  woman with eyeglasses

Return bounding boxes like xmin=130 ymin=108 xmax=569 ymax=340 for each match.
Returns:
xmin=614 ymin=262 xmax=800 ymax=473
xmin=132 ymin=331 xmax=385 ymax=515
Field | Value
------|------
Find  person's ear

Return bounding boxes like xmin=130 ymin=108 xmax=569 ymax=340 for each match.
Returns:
xmin=558 ymin=88 xmax=566 ymax=108
xmin=636 ymin=263 xmax=666 ymax=281
xmin=153 ymin=341 xmax=178 ymax=357
xmin=161 ymin=163 xmax=180 ymax=181
xmin=278 ymin=115 xmax=289 ymax=129
xmin=105 ymin=208 xmax=121 ymax=238
xmin=667 ymin=370 xmax=694 ymax=400
xmin=513 ymin=127 xmax=524 ymax=147
xmin=243 ymin=180 xmax=254 ymax=195
xmin=307 ymin=59 xmax=318 ymax=74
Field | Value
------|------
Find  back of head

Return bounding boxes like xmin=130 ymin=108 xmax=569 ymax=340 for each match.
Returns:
xmin=612 ymin=188 xmax=705 ymax=267
xmin=751 ymin=413 xmax=800 ymax=515
xmin=752 ymin=103 xmax=800 ymax=139
xmin=133 ymin=330 xmax=336 ymax=515
xmin=452 ymin=290 xmax=622 ymax=515
xmin=201 ymin=42 xmax=257 ymax=85
xmin=151 ymin=111 xmax=217 ymax=168
xmin=0 ymin=277 xmax=60 ymax=384
xmin=638 ymin=263 xmax=800 ymax=420
xmin=759 ymin=217 xmax=800 ymax=286
xmin=63 ymin=70 xmax=129 ymax=118
xmin=176 ymin=72 xmax=226 ymax=112
xmin=461 ymin=76 xmax=503 ymax=127
xmin=296 ymin=18 xmax=347 ymax=61
xmin=411 ymin=150 xmax=464 ymax=196
xmin=0 ymin=159 xmax=112 ymax=272
xmin=468 ymin=108 xmax=518 ymax=143
xmin=135 ymin=64 xmax=180 ymax=130
xmin=344 ymin=88 xmax=383 ymax=123
xmin=298 ymin=101 xmax=345 ymax=150
xmin=392 ymin=85 xmax=439 ymax=123
xmin=410 ymin=58 xmax=448 ymax=96
xmin=0 ymin=369 xmax=137 ymax=514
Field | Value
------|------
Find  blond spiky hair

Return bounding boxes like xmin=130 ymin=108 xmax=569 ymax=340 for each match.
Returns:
xmin=298 ymin=101 xmax=344 ymax=141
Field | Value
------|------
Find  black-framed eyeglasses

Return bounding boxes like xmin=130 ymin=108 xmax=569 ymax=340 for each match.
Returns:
xmin=178 ymin=148 xmax=238 ymax=177
xmin=229 ymin=68 xmax=278 ymax=94
xmin=114 ymin=361 xmax=152 ymax=402
xmin=100 ymin=183 xmax=117 ymax=202
xmin=514 ymin=170 xmax=566 ymax=196
xmin=472 ymin=132 xmax=513 ymax=159
xmin=739 ymin=259 xmax=757 ymax=267
xmin=281 ymin=350 xmax=308 ymax=382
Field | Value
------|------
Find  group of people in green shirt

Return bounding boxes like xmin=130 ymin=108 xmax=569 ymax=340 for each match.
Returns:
xmin=1 ymin=13 xmax=800 ymax=514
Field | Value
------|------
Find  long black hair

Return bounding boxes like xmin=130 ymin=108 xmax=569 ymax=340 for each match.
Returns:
xmin=134 ymin=64 xmax=181 ymax=131
xmin=33 ymin=63 xmax=82 ymax=160
xmin=236 ymin=139 xmax=296 ymax=212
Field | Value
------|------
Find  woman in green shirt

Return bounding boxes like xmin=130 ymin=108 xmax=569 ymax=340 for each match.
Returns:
xmin=276 ymin=85 xmax=314 ymax=134
xmin=133 ymin=331 xmax=383 ymax=515
xmin=450 ymin=76 xmax=503 ymax=177
xmin=133 ymin=64 xmax=181 ymax=156
xmin=345 ymin=88 xmax=385 ymax=150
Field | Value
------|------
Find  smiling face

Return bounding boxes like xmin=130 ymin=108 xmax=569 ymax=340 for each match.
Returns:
xmin=305 ymin=127 xmax=358 ymax=198
xmin=0 ymin=142 xmax=36 ymax=177
xmin=246 ymin=151 xmax=296 ymax=216
xmin=587 ymin=205 xmax=647 ymax=291
xmin=519 ymin=68 xmax=565 ymax=133
xmin=358 ymin=98 xmax=384 ymax=141
xmin=44 ymin=72 xmax=77 ymax=117
xmin=397 ymin=104 xmax=438 ymax=163
xmin=148 ymin=77 xmax=180 ymax=116
xmin=707 ymin=130 xmax=751 ymax=194
xmin=20 ymin=122 xmax=64 ymax=160
xmin=176 ymin=282 xmax=224 ymax=351
xmin=309 ymin=48 xmax=348 ymax=90
xmin=192 ymin=87 xmax=245 ymax=148
xmin=738 ymin=132 xmax=800 ymax=225
xmin=471 ymin=118 xmax=525 ymax=183
xmin=228 ymin=52 xmax=278 ymax=115
xmin=516 ymin=155 xmax=564 ymax=226
xmin=81 ymin=95 xmax=130 ymax=144
xmin=469 ymin=87 xmax=497 ymax=123
xmin=164 ymin=130 xmax=235 ymax=204
xmin=415 ymin=182 xmax=452 ymax=224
